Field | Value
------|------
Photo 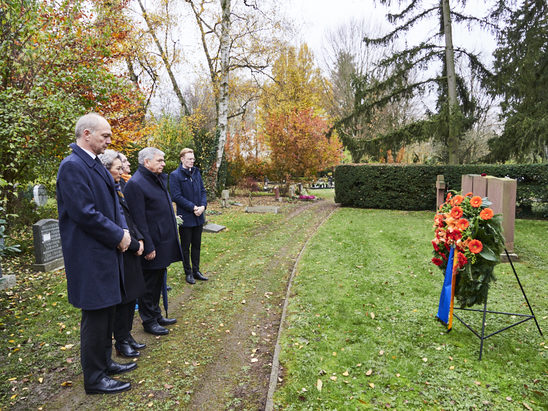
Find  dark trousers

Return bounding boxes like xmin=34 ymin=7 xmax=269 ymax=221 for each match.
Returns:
xmin=114 ymin=299 xmax=136 ymax=342
xmin=179 ymin=225 xmax=203 ymax=275
xmin=81 ymin=306 xmax=115 ymax=386
xmin=138 ymin=268 xmax=165 ymax=326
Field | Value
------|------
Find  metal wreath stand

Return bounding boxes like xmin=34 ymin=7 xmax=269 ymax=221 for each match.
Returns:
xmin=452 ymin=249 xmax=543 ymax=360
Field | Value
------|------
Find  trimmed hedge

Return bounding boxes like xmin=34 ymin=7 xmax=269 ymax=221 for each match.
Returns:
xmin=334 ymin=164 xmax=548 ymax=218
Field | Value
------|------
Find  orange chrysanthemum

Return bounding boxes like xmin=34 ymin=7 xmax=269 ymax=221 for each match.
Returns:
xmin=464 ymin=192 xmax=473 ymax=197
xmin=480 ymin=208 xmax=494 ymax=220
xmin=451 ymin=195 xmax=464 ymax=205
xmin=450 ymin=206 xmax=463 ymax=219
xmin=470 ymin=196 xmax=482 ymax=208
xmin=446 ymin=192 xmax=453 ymax=201
xmin=456 ymin=218 xmax=469 ymax=230
xmin=468 ymin=239 xmax=483 ymax=254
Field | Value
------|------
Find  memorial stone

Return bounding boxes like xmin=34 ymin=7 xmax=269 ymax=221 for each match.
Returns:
xmin=221 ymin=189 xmax=230 ymax=207
xmin=436 ymin=175 xmax=446 ymax=209
xmin=32 ymin=219 xmax=64 ymax=272
xmin=33 ymin=184 xmax=48 ymax=207
xmin=246 ymin=206 xmax=279 ymax=214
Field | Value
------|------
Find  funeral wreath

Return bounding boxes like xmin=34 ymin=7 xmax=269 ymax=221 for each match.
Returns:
xmin=431 ymin=192 xmax=505 ymax=307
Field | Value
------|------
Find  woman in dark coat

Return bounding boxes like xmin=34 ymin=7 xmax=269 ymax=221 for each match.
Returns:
xmin=100 ymin=150 xmax=146 ymax=357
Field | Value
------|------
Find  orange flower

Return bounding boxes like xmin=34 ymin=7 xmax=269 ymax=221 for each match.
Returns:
xmin=451 ymin=195 xmax=464 ymax=205
xmin=480 ymin=208 xmax=494 ymax=220
xmin=470 ymin=196 xmax=482 ymax=208
xmin=450 ymin=206 xmax=463 ymax=219
xmin=446 ymin=192 xmax=453 ymax=201
xmin=456 ymin=218 xmax=469 ymax=230
xmin=468 ymin=239 xmax=483 ymax=254
xmin=464 ymin=192 xmax=473 ymax=197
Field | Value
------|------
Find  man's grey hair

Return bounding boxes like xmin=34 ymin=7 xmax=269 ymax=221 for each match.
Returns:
xmin=98 ymin=149 xmax=121 ymax=169
xmin=138 ymin=147 xmax=164 ymax=165
xmin=75 ymin=113 xmax=105 ymax=139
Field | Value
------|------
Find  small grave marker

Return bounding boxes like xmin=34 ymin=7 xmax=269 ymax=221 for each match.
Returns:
xmin=33 ymin=184 xmax=48 ymax=207
xmin=32 ymin=219 xmax=64 ymax=272
xmin=245 ymin=206 xmax=279 ymax=214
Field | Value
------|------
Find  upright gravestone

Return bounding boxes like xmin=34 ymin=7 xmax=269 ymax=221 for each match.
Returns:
xmin=33 ymin=184 xmax=48 ymax=207
xmin=436 ymin=175 xmax=446 ymax=209
xmin=221 ymin=190 xmax=230 ymax=208
xmin=460 ymin=174 xmax=517 ymax=260
xmin=32 ymin=219 xmax=64 ymax=272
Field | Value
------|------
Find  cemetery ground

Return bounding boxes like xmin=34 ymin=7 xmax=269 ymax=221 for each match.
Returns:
xmin=0 ymin=190 xmax=546 ymax=410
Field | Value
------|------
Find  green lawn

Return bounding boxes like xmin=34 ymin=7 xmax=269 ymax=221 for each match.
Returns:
xmin=274 ymin=209 xmax=547 ymax=410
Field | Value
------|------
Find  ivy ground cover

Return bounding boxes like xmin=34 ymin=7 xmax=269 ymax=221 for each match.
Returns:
xmin=275 ymin=209 xmax=547 ymax=409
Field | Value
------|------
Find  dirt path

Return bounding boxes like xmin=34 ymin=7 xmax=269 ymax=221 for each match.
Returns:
xmin=34 ymin=199 xmax=336 ymax=410
xmin=187 ymin=200 xmax=336 ymax=410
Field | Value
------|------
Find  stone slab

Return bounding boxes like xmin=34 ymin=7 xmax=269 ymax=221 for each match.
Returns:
xmin=32 ymin=258 xmax=65 ymax=272
xmin=245 ymin=206 xmax=279 ymax=214
xmin=0 ymin=275 xmax=16 ymax=290
xmin=203 ymin=223 xmax=226 ymax=233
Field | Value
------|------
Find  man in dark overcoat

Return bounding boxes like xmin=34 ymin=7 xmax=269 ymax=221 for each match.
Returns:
xmin=169 ymin=148 xmax=208 ymax=285
xmin=56 ymin=113 xmax=136 ymax=395
xmin=123 ymin=147 xmax=182 ymax=336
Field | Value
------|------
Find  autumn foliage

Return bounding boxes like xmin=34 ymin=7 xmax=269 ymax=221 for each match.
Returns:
xmin=264 ymin=108 xmax=342 ymax=180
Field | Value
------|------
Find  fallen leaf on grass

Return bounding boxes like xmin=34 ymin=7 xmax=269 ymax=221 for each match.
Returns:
xmin=422 ymin=357 xmax=428 ymax=362
xmin=316 ymin=379 xmax=323 ymax=391
xmin=342 ymin=370 xmax=349 ymax=376
xmin=523 ymin=403 xmax=532 ymax=410
xmin=369 ymin=383 xmax=375 ymax=388
xmin=38 ymin=377 xmax=43 ymax=383
xmin=370 ymin=312 xmax=375 ymax=319
xmin=251 ymin=358 xmax=258 ymax=363
xmin=164 ymin=384 xmax=173 ymax=389
xmin=60 ymin=381 xmax=72 ymax=387
xmin=366 ymin=369 xmax=373 ymax=376
xmin=506 ymin=396 xmax=512 ymax=402
xmin=330 ymin=376 xmax=337 ymax=381
xmin=474 ymin=381 xmax=481 ymax=386
xmin=379 ymin=350 xmax=384 ymax=356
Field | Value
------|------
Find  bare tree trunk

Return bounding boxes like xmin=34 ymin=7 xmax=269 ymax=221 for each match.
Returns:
xmin=442 ymin=0 xmax=459 ymax=164
xmin=215 ymin=0 xmax=231 ymax=175
xmin=136 ymin=0 xmax=190 ymax=115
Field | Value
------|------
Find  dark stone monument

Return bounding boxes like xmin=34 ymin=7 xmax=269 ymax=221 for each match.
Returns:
xmin=32 ymin=219 xmax=64 ymax=272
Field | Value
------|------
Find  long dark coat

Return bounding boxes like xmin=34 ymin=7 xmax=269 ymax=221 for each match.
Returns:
xmin=56 ymin=143 xmax=127 ymax=310
xmin=169 ymin=165 xmax=207 ymax=227
xmin=117 ymin=185 xmax=146 ymax=303
xmin=123 ymin=165 xmax=182 ymax=270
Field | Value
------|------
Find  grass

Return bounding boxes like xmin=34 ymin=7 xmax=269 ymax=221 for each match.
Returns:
xmin=1 ymin=198 xmax=545 ymax=410
xmin=274 ymin=209 xmax=547 ymax=410
xmin=0 ymin=199 xmax=327 ymax=410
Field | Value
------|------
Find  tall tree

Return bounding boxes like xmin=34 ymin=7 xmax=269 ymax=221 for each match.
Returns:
xmin=487 ymin=0 xmax=548 ymax=162
xmin=0 ymin=0 xmax=144 ymax=211
xmin=185 ymin=0 xmax=288 ymax=191
xmin=342 ymin=0 xmax=493 ymax=164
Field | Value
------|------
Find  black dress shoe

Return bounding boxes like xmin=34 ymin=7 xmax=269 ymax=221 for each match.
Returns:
xmin=158 ymin=317 xmax=177 ymax=326
xmin=193 ymin=271 xmax=208 ymax=281
xmin=127 ymin=334 xmax=146 ymax=350
xmin=85 ymin=376 xmax=131 ymax=394
xmin=115 ymin=340 xmax=140 ymax=358
xmin=107 ymin=361 xmax=137 ymax=375
xmin=144 ymin=322 xmax=169 ymax=335
xmin=186 ymin=274 xmax=196 ymax=284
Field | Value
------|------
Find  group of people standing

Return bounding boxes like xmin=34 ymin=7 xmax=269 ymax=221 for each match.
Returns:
xmin=56 ymin=113 xmax=208 ymax=394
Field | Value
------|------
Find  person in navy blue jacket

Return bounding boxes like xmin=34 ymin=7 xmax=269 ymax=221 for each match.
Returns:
xmin=169 ymin=148 xmax=208 ymax=285
xmin=123 ymin=147 xmax=182 ymax=336
xmin=56 ymin=113 xmax=136 ymax=395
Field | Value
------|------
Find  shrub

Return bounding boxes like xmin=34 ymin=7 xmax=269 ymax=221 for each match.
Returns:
xmin=334 ymin=163 xmax=548 ymax=218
